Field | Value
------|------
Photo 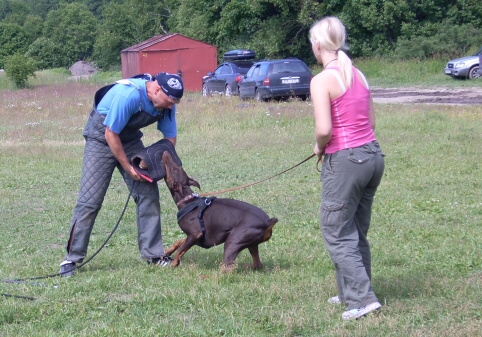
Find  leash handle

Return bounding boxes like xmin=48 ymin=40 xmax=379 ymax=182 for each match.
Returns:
xmin=199 ymin=153 xmax=316 ymax=197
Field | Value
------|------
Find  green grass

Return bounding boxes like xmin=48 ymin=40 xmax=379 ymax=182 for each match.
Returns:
xmin=312 ymin=57 xmax=482 ymax=88
xmin=0 ymin=68 xmax=122 ymax=90
xmin=0 ymin=64 xmax=481 ymax=336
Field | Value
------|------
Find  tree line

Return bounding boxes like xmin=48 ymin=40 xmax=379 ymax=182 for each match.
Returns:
xmin=1 ymin=0 xmax=482 ymax=73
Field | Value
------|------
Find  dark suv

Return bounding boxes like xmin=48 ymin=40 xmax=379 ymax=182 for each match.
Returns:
xmin=202 ymin=50 xmax=256 ymax=97
xmin=238 ymin=58 xmax=312 ymax=101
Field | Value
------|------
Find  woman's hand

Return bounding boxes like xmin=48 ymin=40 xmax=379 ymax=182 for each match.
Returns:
xmin=314 ymin=143 xmax=325 ymax=160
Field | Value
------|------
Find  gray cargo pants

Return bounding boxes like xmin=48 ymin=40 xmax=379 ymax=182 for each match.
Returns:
xmin=320 ymin=141 xmax=384 ymax=310
xmin=64 ymin=112 xmax=166 ymax=263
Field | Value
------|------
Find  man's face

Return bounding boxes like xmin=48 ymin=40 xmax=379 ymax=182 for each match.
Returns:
xmin=152 ymin=85 xmax=180 ymax=110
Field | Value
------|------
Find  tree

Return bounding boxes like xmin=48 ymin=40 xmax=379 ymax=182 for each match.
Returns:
xmin=166 ymin=0 xmax=220 ymax=46
xmin=169 ymin=0 xmax=318 ymax=63
xmin=21 ymin=0 xmax=62 ymax=19
xmin=0 ymin=0 xmax=30 ymax=23
xmin=25 ymin=37 xmax=66 ymax=69
xmin=23 ymin=14 xmax=44 ymax=44
xmin=93 ymin=0 xmax=172 ymax=69
xmin=4 ymin=53 xmax=36 ymax=88
xmin=42 ymin=2 xmax=98 ymax=67
xmin=0 ymin=22 xmax=29 ymax=68
xmin=82 ymin=0 xmax=124 ymax=20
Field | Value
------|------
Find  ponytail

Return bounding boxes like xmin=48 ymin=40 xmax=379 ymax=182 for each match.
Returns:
xmin=337 ymin=49 xmax=353 ymax=88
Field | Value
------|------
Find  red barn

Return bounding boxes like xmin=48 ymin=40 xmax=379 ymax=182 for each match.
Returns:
xmin=121 ymin=34 xmax=217 ymax=92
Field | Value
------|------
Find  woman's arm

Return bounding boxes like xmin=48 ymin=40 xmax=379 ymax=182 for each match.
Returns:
xmin=368 ymin=95 xmax=376 ymax=130
xmin=311 ymin=74 xmax=333 ymax=157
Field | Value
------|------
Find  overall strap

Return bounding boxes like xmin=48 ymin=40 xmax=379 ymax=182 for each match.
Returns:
xmin=197 ymin=197 xmax=217 ymax=233
xmin=93 ymin=79 xmax=143 ymax=110
xmin=176 ymin=197 xmax=217 ymax=249
xmin=115 ymin=79 xmax=143 ymax=111
xmin=176 ymin=197 xmax=217 ymax=234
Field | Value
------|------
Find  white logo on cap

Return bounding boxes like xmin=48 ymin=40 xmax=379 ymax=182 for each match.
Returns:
xmin=167 ymin=78 xmax=182 ymax=89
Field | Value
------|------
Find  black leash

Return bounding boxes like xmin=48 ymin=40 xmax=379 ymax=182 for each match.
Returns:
xmin=1 ymin=183 xmax=135 ymax=300
xmin=2 ymin=152 xmax=320 ymax=300
xmin=1 ymin=293 xmax=37 ymax=301
xmin=199 ymin=153 xmax=317 ymax=197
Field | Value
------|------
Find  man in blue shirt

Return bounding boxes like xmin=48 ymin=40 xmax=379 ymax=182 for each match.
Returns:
xmin=60 ymin=73 xmax=184 ymax=276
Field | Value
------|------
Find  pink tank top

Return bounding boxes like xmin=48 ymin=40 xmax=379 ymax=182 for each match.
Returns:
xmin=323 ymin=66 xmax=376 ymax=154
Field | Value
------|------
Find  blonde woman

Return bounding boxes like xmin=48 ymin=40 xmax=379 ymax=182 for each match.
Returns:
xmin=309 ymin=17 xmax=384 ymax=320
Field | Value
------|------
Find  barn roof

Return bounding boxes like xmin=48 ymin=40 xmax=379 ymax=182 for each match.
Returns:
xmin=122 ymin=33 xmax=179 ymax=52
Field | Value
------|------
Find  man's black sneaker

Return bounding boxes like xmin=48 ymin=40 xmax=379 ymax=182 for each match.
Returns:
xmin=59 ymin=261 xmax=76 ymax=277
xmin=147 ymin=256 xmax=172 ymax=267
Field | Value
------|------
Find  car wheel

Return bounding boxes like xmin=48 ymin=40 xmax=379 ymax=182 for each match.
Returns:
xmin=468 ymin=66 xmax=480 ymax=79
xmin=202 ymin=83 xmax=210 ymax=97
xmin=239 ymin=91 xmax=246 ymax=101
xmin=225 ymin=85 xmax=232 ymax=97
xmin=255 ymin=89 xmax=263 ymax=102
xmin=238 ymin=86 xmax=247 ymax=101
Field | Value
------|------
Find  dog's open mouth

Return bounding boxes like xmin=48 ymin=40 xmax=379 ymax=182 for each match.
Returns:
xmin=139 ymin=159 xmax=148 ymax=170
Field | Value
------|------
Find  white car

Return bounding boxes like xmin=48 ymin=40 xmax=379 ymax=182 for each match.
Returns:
xmin=444 ymin=48 xmax=481 ymax=79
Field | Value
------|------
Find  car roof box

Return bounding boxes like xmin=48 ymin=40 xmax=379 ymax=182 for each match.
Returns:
xmin=223 ymin=49 xmax=256 ymax=61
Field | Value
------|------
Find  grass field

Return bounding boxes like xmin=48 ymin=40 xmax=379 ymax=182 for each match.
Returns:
xmin=0 ymin=65 xmax=481 ymax=336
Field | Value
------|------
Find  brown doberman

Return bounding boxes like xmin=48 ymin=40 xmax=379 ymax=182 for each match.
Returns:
xmin=161 ymin=151 xmax=278 ymax=270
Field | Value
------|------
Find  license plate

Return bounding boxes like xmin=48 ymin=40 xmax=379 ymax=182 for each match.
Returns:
xmin=282 ymin=79 xmax=299 ymax=84
xmin=444 ymin=69 xmax=452 ymax=74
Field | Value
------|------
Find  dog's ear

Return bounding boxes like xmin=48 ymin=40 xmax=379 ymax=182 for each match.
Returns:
xmin=189 ymin=177 xmax=201 ymax=190
xmin=173 ymin=181 xmax=184 ymax=195
xmin=161 ymin=151 xmax=171 ymax=162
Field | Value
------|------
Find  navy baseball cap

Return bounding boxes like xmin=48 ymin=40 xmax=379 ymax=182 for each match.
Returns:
xmin=156 ymin=72 xmax=184 ymax=101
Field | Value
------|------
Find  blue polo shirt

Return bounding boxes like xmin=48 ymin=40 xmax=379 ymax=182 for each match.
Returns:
xmin=96 ymin=79 xmax=177 ymax=138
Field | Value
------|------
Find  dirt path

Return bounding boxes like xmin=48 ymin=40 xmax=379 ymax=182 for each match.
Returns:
xmin=371 ymin=86 xmax=482 ymax=105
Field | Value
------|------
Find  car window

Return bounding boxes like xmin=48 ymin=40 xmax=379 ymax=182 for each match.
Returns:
xmin=220 ymin=65 xmax=232 ymax=75
xmin=235 ymin=63 xmax=254 ymax=74
xmin=252 ymin=65 xmax=262 ymax=77
xmin=272 ymin=61 xmax=307 ymax=74
xmin=246 ymin=65 xmax=258 ymax=78
xmin=214 ymin=65 xmax=224 ymax=76
xmin=260 ymin=63 xmax=270 ymax=76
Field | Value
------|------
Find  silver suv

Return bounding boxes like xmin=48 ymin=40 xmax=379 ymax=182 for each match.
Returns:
xmin=444 ymin=48 xmax=481 ymax=79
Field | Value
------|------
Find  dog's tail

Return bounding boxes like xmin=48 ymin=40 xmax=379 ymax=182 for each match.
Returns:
xmin=262 ymin=218 xmax=278 ymax=242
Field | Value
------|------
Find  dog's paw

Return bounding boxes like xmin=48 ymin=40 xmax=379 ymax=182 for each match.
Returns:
xmin=220 ymin=263 xmax=237 ymax=273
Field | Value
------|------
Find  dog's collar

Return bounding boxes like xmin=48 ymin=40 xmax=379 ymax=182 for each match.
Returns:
xmin=176 ymin=193 xmax=199 ymax=207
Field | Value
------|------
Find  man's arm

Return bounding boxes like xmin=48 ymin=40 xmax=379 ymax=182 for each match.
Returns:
xmin=105 ymin=127 xmax=142 ymax=181
xmin=164 ymin=136 xmax=176 ymax=146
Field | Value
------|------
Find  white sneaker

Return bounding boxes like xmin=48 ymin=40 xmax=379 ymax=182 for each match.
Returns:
xmin=59 ymin=260 xmax=76 ymax=277
xmin=148 ymin=256 xmax=172 ymax=267
xmin=328 ymin=296 xmax=342 ymax=304
xmin=342 ymin=301 xmax=381 ymax=320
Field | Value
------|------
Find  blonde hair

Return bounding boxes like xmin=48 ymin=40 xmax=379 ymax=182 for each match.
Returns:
xmin=309 ymin=17 xmax=353 ymax=87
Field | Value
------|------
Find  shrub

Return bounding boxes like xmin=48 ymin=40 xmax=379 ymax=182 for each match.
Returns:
xmin=4 ymin=53 xmax=37 ymax=88
xmin=25 ymin=37 xmax=66 ymax=70
xmin=394 ymin=23 xmax=482 ymax=59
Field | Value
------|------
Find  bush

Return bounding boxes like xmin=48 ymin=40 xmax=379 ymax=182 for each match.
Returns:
xmin=0 ymin=22 xmax=29 ymax=69
xmin=4 ymin=54 xmax=37 ymax=88
xmin=25 ymin=37 xmax=66 ymax=70
xmin=394 ymin=23 xmax=482 ymax=59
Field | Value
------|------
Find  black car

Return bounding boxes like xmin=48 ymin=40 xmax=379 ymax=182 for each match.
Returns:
xmin=202 ymin=49 xmax=256 ymax=97
xmin=238 ymin=58 xmax=312 ymax=101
